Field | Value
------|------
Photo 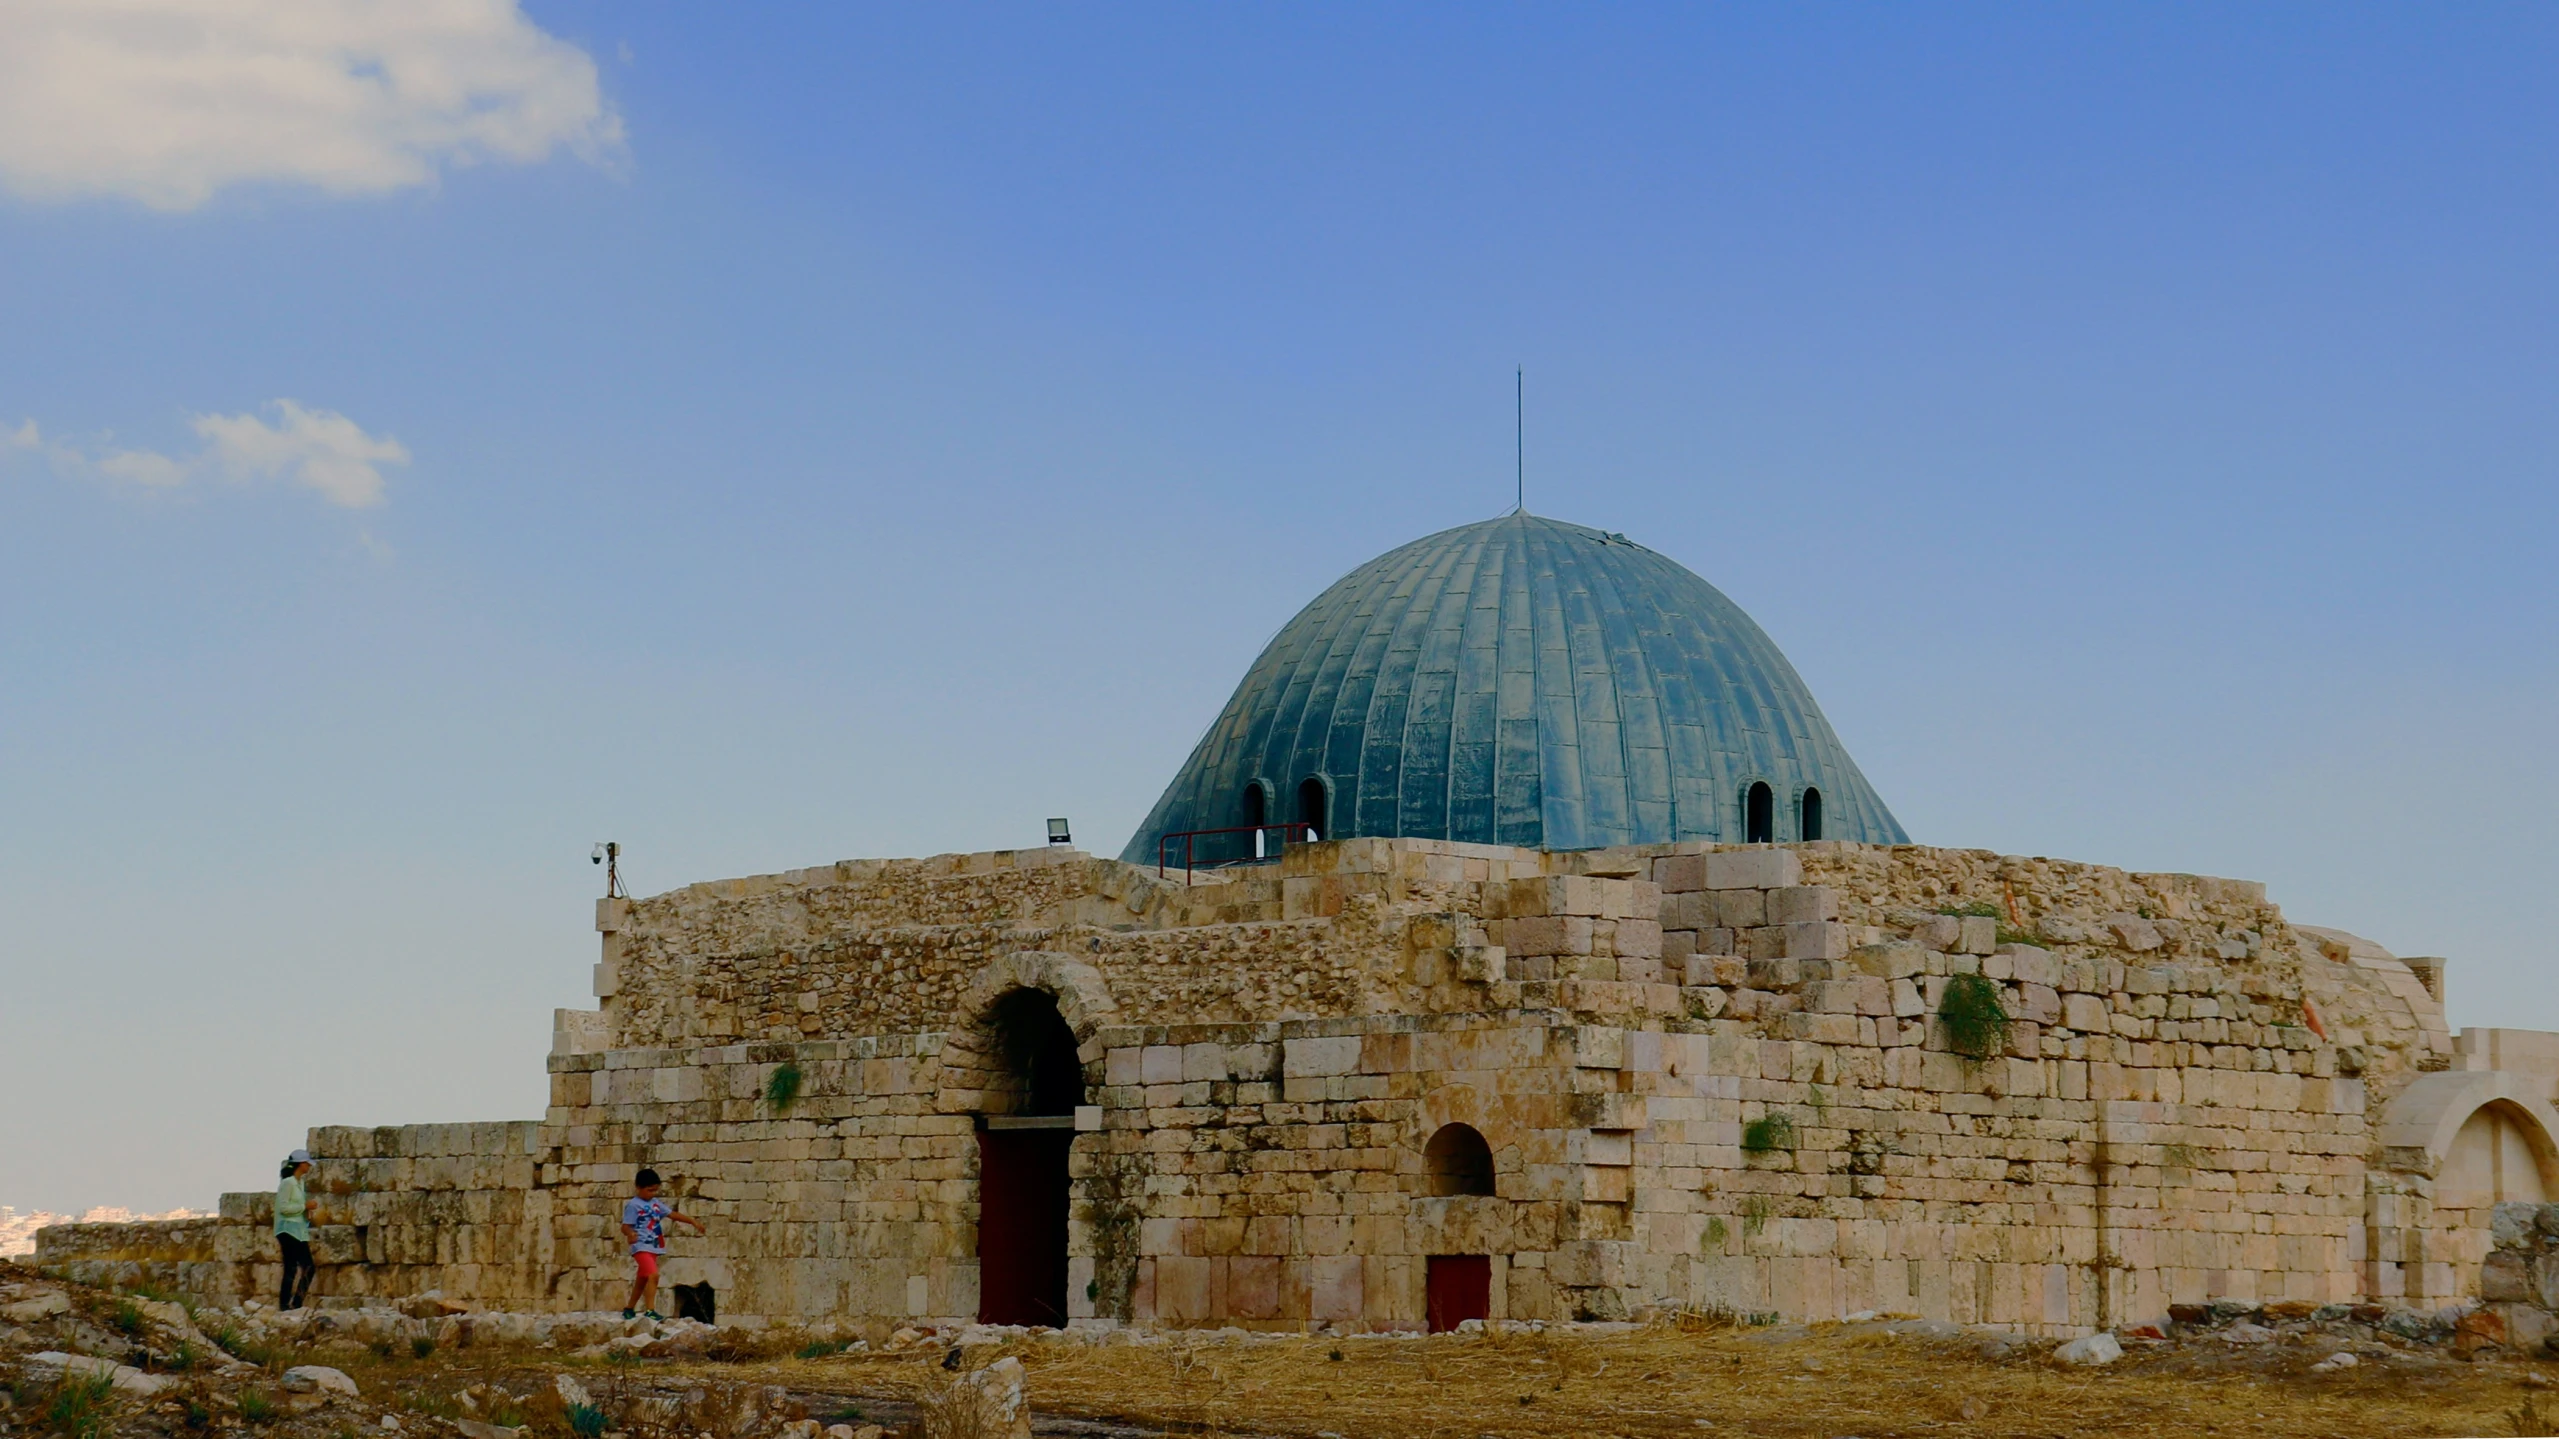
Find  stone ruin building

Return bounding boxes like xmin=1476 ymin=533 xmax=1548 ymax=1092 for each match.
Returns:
xmin=40 ymin=513 xmax=2559 ymax=1343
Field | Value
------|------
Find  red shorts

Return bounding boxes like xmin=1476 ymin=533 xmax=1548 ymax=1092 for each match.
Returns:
xmin=632 ymin=1251 xmax=660 ymax=1280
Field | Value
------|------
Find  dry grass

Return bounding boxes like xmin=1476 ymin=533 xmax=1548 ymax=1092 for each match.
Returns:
xmin=18 ymin=1256 xmax=2545 ymax=1439
xmin=778 ymin=1322 xmax=2559 ymax=1439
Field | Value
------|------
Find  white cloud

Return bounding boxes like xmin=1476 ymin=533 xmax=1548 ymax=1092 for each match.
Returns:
xmin=0 ymin=0 xmax=623 ymax=211
xmin=96 ymin=447 xmax=188 ymax=487
xmin=194 ymin=400 xmax=408 ymax=507
xmin=7 ymin=401 xmax=408 ymax=508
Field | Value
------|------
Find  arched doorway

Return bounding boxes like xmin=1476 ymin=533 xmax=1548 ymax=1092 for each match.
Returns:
xmin=1422 ymin=1123 xmax=1495 ymax=1331
xmin=977 ymin=988 xmax=1081 ymax=1326
xmin=1798 ymin=787 xmax=1823 ymax=842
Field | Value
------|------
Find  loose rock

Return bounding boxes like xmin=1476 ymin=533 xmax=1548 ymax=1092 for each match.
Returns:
xmin=924 ymin=1355 xmax=1032 ymax=1439
xmin=2054 ymin=1333 xmax=2122 ymax=1367
xmin=24 ymin=1350 xmax=171 ymax=1396
xmin=1 ymin=1291 xmax=69 ymax=1324
xmin=283 ymin=1364 xmax=360 ymax=1396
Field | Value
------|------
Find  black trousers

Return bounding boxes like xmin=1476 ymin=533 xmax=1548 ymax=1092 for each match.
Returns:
xmin=277 ymin=1234 xmax=315 ymax=1310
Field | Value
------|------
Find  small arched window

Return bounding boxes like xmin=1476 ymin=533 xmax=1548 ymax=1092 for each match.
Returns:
xmin=1296 ymin=777 xmax=1328 ymax=843
xmin=1745 ymin=781 xmax=1774 ymax=844
xmin=1424 ymin=1123 xmax=1496 ymax=1197
xmin=1242 ymin=782 xmax=1268 ymax=858
xmin=1798 ymin=787 xmax=1823 ymax=842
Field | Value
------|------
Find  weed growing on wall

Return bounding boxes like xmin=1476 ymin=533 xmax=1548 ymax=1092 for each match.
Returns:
xmin=1938 ymin=973 xmax=2010 ymax=1062
xmin=1935 ymin=900 xmax=2036 ymax=945
xmin=1739 ymin=1195 xmax=1774 ymax=1238
xmin=1083 ymin=1149 xmax=1147 ymax=1322
xmin=1740 ymin=1113 xmax=1796 ymax=1154
xmin=766 ymin=1062 xmax=804 ymax=1113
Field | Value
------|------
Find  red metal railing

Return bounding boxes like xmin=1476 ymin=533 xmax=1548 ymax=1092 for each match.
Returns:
xmin=1156 ymin=822 xmax=1317 ymax=883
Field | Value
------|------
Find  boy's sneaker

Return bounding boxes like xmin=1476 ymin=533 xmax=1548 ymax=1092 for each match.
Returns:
xmin=622 ymin=1308 xmax=635 ymax=1320
xmin=643 ymin=1310 xmax=663 ymax=1321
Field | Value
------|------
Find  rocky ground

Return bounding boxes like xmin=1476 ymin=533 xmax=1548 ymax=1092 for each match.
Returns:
xmin=7 ymin=1261 xmax=2559 ymax=1438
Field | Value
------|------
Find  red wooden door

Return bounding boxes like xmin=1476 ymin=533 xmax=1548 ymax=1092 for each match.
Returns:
xmin=977 ymin=1128 xmax=1072 ymax=1326
xmin=1426 ymin=1254 xmax=1490 ymax=1332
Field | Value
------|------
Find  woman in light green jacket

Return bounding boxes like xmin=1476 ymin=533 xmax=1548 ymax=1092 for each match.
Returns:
xmin=275 ymin=1149 xmax=315 ymax=1311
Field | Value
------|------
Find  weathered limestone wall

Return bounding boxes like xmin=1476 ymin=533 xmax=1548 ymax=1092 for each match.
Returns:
xmin=38 ymin=1123 xmax=547 ymax=1310
xmin=2482 ymin=1201 xmax=2559 ymax=1352
xmin=589 ymin=842 xmax=1546 ymax=1049
xmin=41 ymin=838 xmax=2553 ymax=1341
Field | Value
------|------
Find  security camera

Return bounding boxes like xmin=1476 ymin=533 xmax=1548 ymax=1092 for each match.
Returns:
xmin=592 ymin=843 xmax=606 ymax=865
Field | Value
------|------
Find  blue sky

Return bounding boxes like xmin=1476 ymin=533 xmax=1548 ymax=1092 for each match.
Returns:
xmin=4 ymin=4 xmax=2554 ymax=1215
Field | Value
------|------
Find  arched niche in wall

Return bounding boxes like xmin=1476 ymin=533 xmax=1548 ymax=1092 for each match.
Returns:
xmin=1423 ymin=1122 xmax=1497 ymax=1198
xmin=2378 ymin=1070 xmax=2559 ymax=1206
xmin=2441 ymin=1101 xmax=2557 ymax=1208
xmin=1296 ymin=776 xmax=1329 ymax=843
xmin=1242 ymin=781 xmax=1270 ymax=859
xmin=1743 ymin=781 xmax=1775 ymax=844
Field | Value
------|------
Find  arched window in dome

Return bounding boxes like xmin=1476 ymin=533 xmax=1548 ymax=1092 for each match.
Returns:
xmin=1242 ymin=782 xmax=1268 ymax=859
xmin=1423 ymin=1123 xmax=1496 ymax=1197
xmin=1745 ymin=782 xmax=1774 ymax=844
xmin=1296 ymin=777 xmax=1328 ymax=843
xmin=1798 ymin=787 xmax=1823 ymax=842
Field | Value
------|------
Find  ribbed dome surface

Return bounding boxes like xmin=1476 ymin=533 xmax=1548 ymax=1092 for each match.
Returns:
xmin=1121 ymin=513 xmax=1909 ymax=863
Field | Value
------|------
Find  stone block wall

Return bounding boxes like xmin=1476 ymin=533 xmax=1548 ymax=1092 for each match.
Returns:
xmin=2481 ymin=1201 xmax=2559 ymax=1352
xmin=39 ymin=1123 xmax=549 ymax=1310
xmin=41 ymin=837 xmax=2538 ymax=1340
xmin=32 ymin=1217 xmax=224 ymax=1300
xmin=542 ymin=1033 xmax=971 ymax=1321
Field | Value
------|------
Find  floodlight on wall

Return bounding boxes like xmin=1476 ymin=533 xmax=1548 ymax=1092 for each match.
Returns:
xmin=1046 ymin=818 xmax=1073 ymax=846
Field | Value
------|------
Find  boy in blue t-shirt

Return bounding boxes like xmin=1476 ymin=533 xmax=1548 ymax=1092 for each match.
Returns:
xmin=619 ymin=1167 xmax=705 ymax=1320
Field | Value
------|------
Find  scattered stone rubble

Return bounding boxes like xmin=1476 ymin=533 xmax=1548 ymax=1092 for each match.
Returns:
xmin=0 ymin=1264 xmax=900 ymax=1438
xmin=17 ymin=1247 xmax=2559 ymax=1439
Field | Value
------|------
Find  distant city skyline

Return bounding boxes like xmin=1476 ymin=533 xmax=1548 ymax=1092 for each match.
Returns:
xmin=4 ymin=3 xmax=2554 ymax=1217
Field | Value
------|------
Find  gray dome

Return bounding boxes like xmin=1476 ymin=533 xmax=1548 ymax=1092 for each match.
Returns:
xmin=1122 ymin=513 xmax=1908 ymax=864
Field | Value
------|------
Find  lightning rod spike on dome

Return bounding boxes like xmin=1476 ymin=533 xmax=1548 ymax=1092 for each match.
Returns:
xmin=1514 ymin=366 xmax=1524 ymax=516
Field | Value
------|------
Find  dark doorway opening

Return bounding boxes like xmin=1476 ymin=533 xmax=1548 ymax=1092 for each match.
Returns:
xmin=977 ymin=989 xmax=1080 ymax=1327
xmin=1296 ymin=777 xmax=1328 ymax=842
xmin=1798 ymin=787 xmax=1823 ymax=842
xmin=1745 ymin=781 xmax=1774 ymax=844
xmin=1426 ymin=1255 xmax=1491 ymax=1332
xmin=977 ymin=1127 xmax=1070 ymax=1326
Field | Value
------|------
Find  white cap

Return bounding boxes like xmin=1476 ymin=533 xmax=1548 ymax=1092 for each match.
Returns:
xmin=288 ymin=1149 xmax=313 ymax=1165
